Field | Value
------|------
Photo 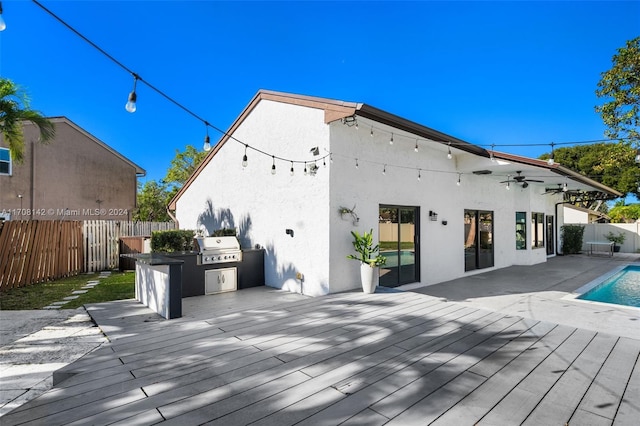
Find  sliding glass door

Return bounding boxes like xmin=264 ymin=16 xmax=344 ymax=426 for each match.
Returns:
xmin=379 ymin=205 xmax=420 ymax=287
xmin=464 ymin=210 xmax=494 ymax=271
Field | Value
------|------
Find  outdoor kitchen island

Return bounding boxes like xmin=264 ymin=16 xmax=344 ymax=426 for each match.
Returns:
xmin=130 ymin=246 xmax=265 ymax=319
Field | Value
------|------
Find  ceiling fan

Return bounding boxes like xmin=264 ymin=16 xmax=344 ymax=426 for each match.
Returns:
xmin=500 ymin=171 xmax=544 ymax=188
xmin=544 ymin=183 xmax=569 ymax=194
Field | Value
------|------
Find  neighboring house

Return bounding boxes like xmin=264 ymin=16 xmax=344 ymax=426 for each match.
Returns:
xmin=563 ymin=204 xmax=611 ymax=224
xmin=0 ymin=117 xmax=145 ymax=221
xmin=169 ymin=90 xmax=621 ymax=296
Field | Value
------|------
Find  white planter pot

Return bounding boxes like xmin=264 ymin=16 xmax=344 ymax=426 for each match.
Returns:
xmin=360 ymin=263 xmax=378 ymax=294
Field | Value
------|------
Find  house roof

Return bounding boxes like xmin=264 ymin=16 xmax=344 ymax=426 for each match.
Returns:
xmin=24 ymin=117 xmax=146 ymax=177
xmin=168 ymin=89 xmax=621 ymax=209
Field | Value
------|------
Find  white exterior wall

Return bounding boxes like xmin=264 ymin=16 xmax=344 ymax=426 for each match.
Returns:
xmin=328 ymin=121 xmax=563 ymax=291
xmin=176 ymin=100 xmax=331 ymax=296
xmin=177 ymin=99 xmax=566 ymax=296
xmin=563 ymin=206 xmax=589 ymax=224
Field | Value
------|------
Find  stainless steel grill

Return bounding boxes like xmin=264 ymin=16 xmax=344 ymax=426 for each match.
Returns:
xmin=194 ymin=236 xmax=243 ymax=265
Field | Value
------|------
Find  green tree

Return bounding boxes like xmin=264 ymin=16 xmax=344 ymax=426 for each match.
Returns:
xmin=134 ymin=145 xmax=208 ymax=221
xmin=0 ymin=78 xmax=55 ymax=163
xmin=595 ymin=37 xmax=640 ymax=144
xmin=133 ymin=180 xmax=172 ymax=222
xmin=164 ymin=145 xmax=207 ymax=189
xmin=540 ymin=142 xmax=638 ymax=198
xmin=608 ymin=203 xmax=640 ymax=223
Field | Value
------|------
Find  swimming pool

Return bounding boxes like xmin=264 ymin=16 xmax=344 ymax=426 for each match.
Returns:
xmin=577 ymin=264 xmax=640 ymax=308
xmin=380 ymin=251 xmax=415 ymax=268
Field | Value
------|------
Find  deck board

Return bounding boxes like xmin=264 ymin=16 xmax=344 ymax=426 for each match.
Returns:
xmin=2 ymin=287 xmax=638 ymax=426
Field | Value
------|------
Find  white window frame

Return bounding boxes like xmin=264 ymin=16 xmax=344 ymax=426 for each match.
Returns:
xmin=0 ymin=147 xmax=11 ymax=176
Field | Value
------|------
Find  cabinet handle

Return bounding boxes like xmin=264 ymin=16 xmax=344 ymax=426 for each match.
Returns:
xmin=222 ymin=275 xmax=225 ymax=283
xmin=218 ymin=275 xmax=221 ymax=284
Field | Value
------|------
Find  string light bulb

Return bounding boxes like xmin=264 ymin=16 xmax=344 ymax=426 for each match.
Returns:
xmin=242 ymin=144 xmax=248 ymax=167
xmin=370 ymin=127 xmax=374 ymax=138
xmin=0 ymin=2 xmax=7 ymax=31
xmin=323 ymin=157 xmax=326 ymax=167
xmin=290 ymin=161 xmax=294 ymax=176
xmin=415 ymin=139 xmax=419 ymax=153
xmin=505 ymin=175 xmax=511 ymax=190
xmin=447 ymin=143 xmax=452 ymax=160
xmin=383 ymin=164 xmax=386 ymax=175
xmin=490 ymin=144 xmax=496 ymax=162
xmin=547 ymin=142 xmax=555 ymax=165
xmin=457 ymin=173 xmax=461 ymax=186
xmin=389 ymin=134 xmax=394 ymax=145
xmin=271 ymin=156 xmax=276 ymax=175
xmin=125 ymin=74 xmax=138 ymax=113
xmin=355 ymin=158 xmax=359 ymax=169
xmin=417 ymin=169 xmax=421 ymax=181
xmin=203 ymin=122 xmax=211 ymax=152
xmin=304 ymin=162 xmax=308 ymax=175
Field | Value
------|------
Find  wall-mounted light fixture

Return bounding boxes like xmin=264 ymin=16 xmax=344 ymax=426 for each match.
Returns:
xmin=429 ymin=210 xmax=438 ymax=221
xmin=286 ymin=229 xmax=294 ymax=237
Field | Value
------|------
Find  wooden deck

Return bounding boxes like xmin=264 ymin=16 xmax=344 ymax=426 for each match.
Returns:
xmin=3 ymin=287 xmax=639 ymax=425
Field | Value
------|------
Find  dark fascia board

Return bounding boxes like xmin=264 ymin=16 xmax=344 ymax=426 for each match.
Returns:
xmin=355 ymin=104 xmax=489 ymax=157
xmin=493 ymin=151 xmax=622 ymax=197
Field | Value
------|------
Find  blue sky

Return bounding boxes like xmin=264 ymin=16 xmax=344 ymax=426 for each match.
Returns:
xmin=1 ymin=1 xmax=638 ymax=185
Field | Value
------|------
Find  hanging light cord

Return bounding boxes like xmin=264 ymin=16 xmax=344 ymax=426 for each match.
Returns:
xmin=30 ymin=0 xmax=630 ymax=171
xmin=30 ymin=0 xmax=329 ymax=165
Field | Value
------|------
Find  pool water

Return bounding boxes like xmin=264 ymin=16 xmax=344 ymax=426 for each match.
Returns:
xmin=380 ymin=251 xmax=415 ymax=268
xmin=578 ymin=265 xmax=640 ymax=308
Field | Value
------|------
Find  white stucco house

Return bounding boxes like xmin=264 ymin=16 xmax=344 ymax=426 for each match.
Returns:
xmin=170 ymin=90 xmax=621 ymax=296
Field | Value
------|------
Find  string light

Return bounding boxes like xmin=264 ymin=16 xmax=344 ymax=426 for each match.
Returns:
xmin=290 ymin=161 xmax=294 ymax=176
xmin=125 ymin=74 xmax=138 ymax=113
xmin=547 ymin=142 xmax=555 ymax=165
xmin=389 ymin=134 xmax=394 ymax=145
xmin=271 ymin=156 xmax=276 ymax=175
xmin=323 ymin=157 xmax=326 ymax=167
xmin=417 ymin=169 xmax=421 ymax=181
xmin=0 ymin=2 xmax=7 ymax=31
xmin=304 ymin=162 xmax=308 ymax=175
xmin=203 ymin=122 xmax=211 ymax=152
xmin=383 ymin=164 xmax=386 ymax=175
xmin=506 ymin=177 xmax=510 ymax=190
xmin=457 ymin=173 xmax=461 ymax=186
xmin=242 ymin=144 xmax=248 ymax=167
xmin=355 ymin=158 xmax=359 ymax=168
xmin=33 ymin=0 xmax=628 ymax=184
xmin=414 ymin=139 xmax=419 ymax=153
xmin=490 ymin=144 xmax=495 ymax=162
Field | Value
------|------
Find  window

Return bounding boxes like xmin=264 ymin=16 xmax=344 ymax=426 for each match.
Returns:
xmin=531 ymin=212 xmax=545 ymax=248
xmin=0 ymin=148 xmax=11 ymax=175
xmin=516 ymin=212 xmax=526 ymax=250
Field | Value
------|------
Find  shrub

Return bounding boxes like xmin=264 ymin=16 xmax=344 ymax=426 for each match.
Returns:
xmin=151 ymin=230 xmax=195 ymax=253
xmin=561 ymin=224 xmax=585 ymax=254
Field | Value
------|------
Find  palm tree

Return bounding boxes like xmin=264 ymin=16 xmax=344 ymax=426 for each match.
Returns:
xmin=0 ymin=78 xmax=55 ymax=163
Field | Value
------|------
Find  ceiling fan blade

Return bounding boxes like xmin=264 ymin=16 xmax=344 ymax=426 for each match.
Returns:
xmin=525 ymin=179 xmax=544 ymax=183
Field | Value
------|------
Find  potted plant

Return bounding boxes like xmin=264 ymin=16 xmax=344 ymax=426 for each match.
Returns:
xmin=604 ymin=231 xmax=626 ymax=252
xmin=347 ymin=229 xmax=386 ymax=293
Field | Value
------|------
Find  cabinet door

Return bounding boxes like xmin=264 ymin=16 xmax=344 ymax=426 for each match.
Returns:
xmin=205 ymin=268 xmax=237 ymax=294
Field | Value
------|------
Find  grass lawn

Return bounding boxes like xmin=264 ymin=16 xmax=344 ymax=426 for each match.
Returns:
xmin=0 ymin=271 xmax=135 ymax=310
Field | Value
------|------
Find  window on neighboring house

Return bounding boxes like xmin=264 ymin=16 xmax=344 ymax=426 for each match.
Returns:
xmin=516 ymin=212 xmax=526 ymax=250
xmin=531 ymin=212 xmax=545 ymax=248
xmin=0 ymin=148 xmax=11 ymax=175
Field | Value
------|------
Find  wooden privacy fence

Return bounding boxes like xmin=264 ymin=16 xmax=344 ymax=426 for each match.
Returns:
xmin=0 ymin=220 xmax=83 ymax=291
xmin=84 ymin=220 xmax=176 ymax=272
xmin=0 ymin=220 xmax=176 ymax=290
